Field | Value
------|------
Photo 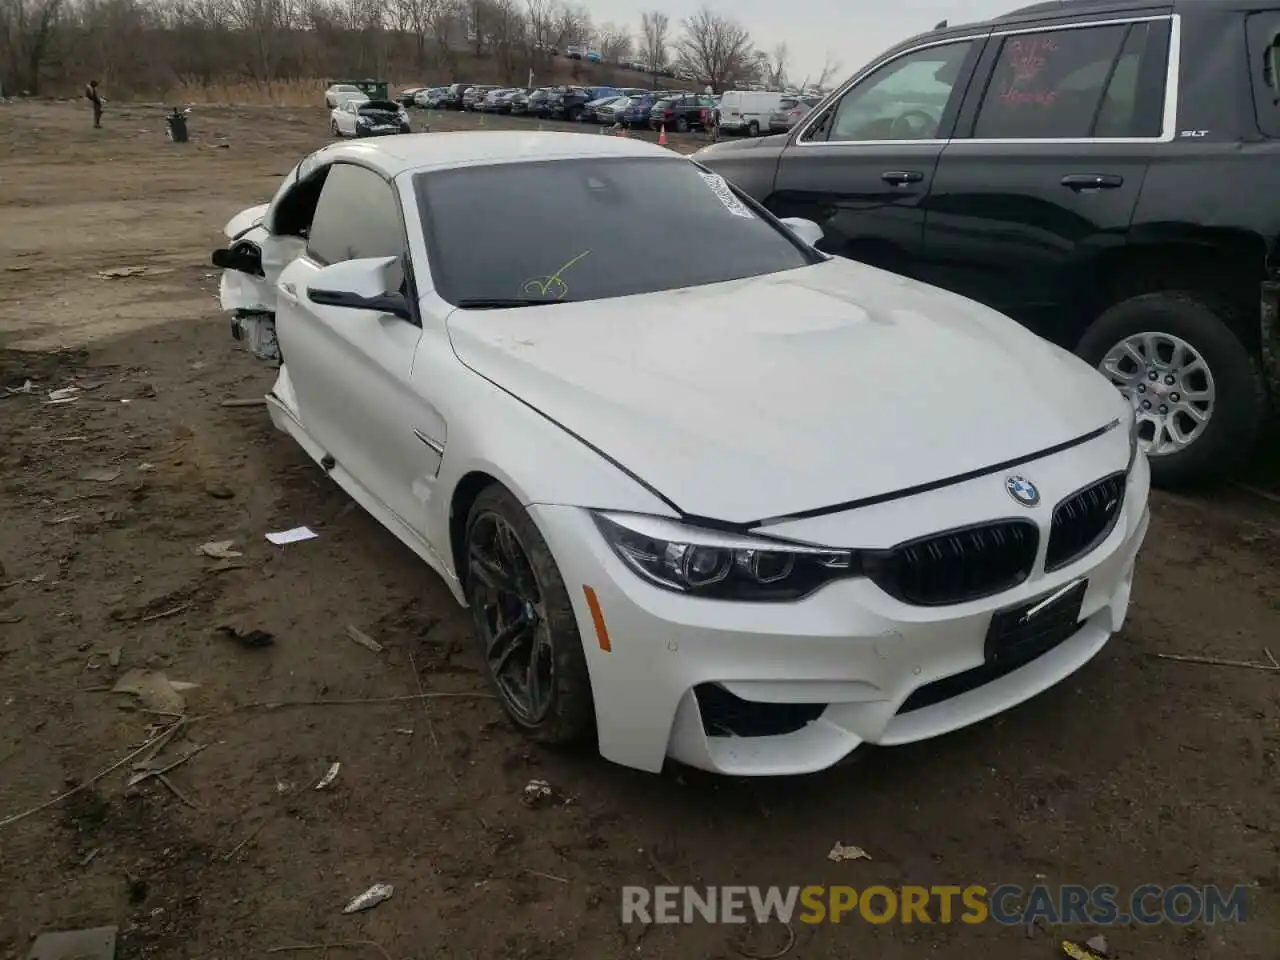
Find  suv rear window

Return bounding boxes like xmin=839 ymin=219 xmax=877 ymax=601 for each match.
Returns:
xmin=414 ymin=158 xmax=818 ymax=306
xmin=778 ymin=98 xmax=799 ymax=109
xmin=1247 ymin=11 xmax=1280 ymax=138
xmin=970 ymin=19 xmax=1170 ymax=139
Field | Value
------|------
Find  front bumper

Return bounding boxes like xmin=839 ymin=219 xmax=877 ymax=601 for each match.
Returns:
xmin=531 ymin=444 xmax=1151 ymax=776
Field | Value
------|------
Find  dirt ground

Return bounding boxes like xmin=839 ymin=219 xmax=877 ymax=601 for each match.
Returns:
xmin=0 ymin=100 xmax=1276 ymax=960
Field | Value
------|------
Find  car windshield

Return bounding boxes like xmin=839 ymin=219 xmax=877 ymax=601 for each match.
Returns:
xmin=415 ymin=157 xmax=818 ymax=307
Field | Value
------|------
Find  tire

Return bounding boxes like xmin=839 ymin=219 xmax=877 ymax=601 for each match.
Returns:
xmin=463 ymin=484 xmax=595 ymax=746
xmin=747 ymin=121 xmax=759 ymax=137
xmin=330 ymin=120 xmax=340 ymax=137
xmin=1075 ymin=291 xmax=1267 ymax=488
xmin=675 ymin=116 xmax=689 ymax=133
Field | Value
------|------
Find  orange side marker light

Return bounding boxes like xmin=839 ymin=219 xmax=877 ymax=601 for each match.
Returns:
xmin=582 ymin=585 xmax=612 ymax=652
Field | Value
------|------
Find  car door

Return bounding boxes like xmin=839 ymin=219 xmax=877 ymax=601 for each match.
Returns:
xmin=920 ymin=15 xmax=1170 ymax=346
xmin=767 ymin=34 xmax=987 ymax=275
xmin=274 ymin=162 xmax=441 ymax=532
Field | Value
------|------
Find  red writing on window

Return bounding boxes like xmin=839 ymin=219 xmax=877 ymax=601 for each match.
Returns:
xmin=999 ymin=36 xmax=1061 ymax=108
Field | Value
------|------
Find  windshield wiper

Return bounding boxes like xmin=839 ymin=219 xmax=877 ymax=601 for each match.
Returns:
xmin=454 ymin=297 xmax=567 ymax=309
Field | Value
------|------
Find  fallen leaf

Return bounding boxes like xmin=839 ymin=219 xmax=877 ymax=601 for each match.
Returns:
xmin=111 ymin=669 xmax=187 ymax=713
xmin=199 ymin=541 xmax=242 ymax=559
xmin=827 ymin=842 xmax=872 ymax=862
xmin=80 ymin=468 xmax=121 ymax=483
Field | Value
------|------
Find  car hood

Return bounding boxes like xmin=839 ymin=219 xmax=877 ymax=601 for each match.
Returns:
xmin=445 ymin=259 xmax=1122 ymax=524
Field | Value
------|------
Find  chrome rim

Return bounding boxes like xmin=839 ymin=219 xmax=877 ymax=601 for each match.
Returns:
xmin=467 ymin=512 xmax=554 ymax=724
xmin=1099 ymin=331 xmax=1216 ymax=457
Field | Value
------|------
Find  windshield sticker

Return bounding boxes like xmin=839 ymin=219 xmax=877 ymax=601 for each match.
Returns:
xmin=697 ymin=171 xmax=755 ymax=219
xmin=521 ymin=249 xmax=592 ymax=301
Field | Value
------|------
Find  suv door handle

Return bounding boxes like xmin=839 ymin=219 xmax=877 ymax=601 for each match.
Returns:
xmin=1061 ymin=173 xmax=1124 ymax=190
xmin=279 ymin=281 xmax=298 ymax=300
xmin=881 ymin=170 xmax=924 ymax=185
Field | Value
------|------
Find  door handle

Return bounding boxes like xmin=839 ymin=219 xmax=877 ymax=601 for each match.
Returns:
xmin=1061 ymin=173 xmax=1124 ymax=190
xmin=279 ymin=281 xmax=298 ymax=301
xmin=881 ymin=170 xmax=924 ymax=185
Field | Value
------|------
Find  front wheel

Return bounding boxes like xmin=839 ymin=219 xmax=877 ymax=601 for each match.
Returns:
xmin=675 ymin=116 xmax=689 ymax=133
xmin=1076 ymin=291 xmax=1267 ymax=488
xmin=747 ymin=120 xmax=759 ymax=137
xmin=463 ymin=485 xmax=595 ymax=745
xmin=330 ymin=120 xmax=341 ymax=137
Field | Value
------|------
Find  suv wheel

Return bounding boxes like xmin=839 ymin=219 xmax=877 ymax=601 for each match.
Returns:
xmin=675 ymin=116 xmax=689 ymax=133
xmin=747 ymin=120 xmax=760 ymax=137
xmin=1076 ymin=291 xmax=1267 ymax=487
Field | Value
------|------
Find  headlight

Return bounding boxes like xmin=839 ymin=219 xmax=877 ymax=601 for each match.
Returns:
xmin=357 ymin=116 xmax=371 ymax=126
xmin=593 ymin=512 xmax=861 ymax=602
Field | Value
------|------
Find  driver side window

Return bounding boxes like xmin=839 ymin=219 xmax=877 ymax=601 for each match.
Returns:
xmin=805 ymin=39 xmax=975 ymax=143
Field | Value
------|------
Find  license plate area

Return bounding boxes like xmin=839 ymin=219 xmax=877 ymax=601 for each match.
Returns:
xmin=984 ymin=579 xmax=1087 ymax=667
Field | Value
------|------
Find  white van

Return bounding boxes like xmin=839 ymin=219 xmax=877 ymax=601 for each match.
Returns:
xmin=717 ymin=90 xmax=784 ymax=136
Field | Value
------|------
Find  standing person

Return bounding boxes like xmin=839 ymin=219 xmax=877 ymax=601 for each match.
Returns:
xmin=85 ymin=80 xmax=103 ymax=128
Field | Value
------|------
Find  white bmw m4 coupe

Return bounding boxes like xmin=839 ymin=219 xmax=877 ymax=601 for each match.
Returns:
xmin=212 ymin=131 xmax=1150 ymax=776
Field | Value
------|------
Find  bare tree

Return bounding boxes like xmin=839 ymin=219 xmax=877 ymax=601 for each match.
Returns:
xmin=639 ymin=9 xmax=667 ymax=83
xmin=487 ymin=0 xmax=524 ymax=81
xmin=0 ymin=0 xmax=65 ymax=93
xmin=595 ymin=20 xmax=629 ymax=63
xmin=674 ymin=6 xmax=752 ymax=92
xmin=769 ymin=41 xmax=788 ymax=89
xmin=815 ymin=50 xmax=842 ymax=89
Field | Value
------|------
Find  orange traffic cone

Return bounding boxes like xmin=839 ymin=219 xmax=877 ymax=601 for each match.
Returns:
xmin=658 ymin=124 xmax=667 ymax=146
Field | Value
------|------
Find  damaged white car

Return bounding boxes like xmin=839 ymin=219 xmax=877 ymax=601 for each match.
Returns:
xmin=212 ymin=132 xmax=1150 ymax=776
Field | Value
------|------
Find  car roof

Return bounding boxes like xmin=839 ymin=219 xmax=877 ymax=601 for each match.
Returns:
xmin=317 ymin=131 xmax=677 ymax=176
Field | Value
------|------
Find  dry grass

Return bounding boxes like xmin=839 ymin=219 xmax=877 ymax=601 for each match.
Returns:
xmin=165 ymin=77 xmax=329 ymax=106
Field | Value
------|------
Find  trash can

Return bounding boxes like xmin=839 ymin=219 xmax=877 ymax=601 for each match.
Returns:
xmin=166 ymin=108 xmax=189 ymax=143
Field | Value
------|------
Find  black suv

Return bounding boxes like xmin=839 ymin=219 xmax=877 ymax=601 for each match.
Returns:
xmin=697 ymin=0 xmax=1280 ymax=487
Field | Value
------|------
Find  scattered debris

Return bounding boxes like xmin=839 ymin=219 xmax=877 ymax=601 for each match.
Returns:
xmin=25 ymin=924 xmax=118 ymax=960
xmin=266 ymin=526 xmax=318 ymax=545
xmin=342 ymin=883 xmax=394 ymax=914
xmin=314 ymin=762 xmax=341 ymax=790
xmin=5 ymin=380 xmax=33 ymax=394
xmin=394 ymin=728 xmax=414 ymax=735
xmin=1085 ymin=934 xmax=1110 ymax=956
xmin=220 ymin=398 xmax=267 ymax=408
xmin=345 ymin=625 xmax=383 ymax=653
xmin=111 ymin=669 xmax=192 ymax=714
xmin=0 ymin=614 xmax=24 ymax=624
xmin=0 ymin=720 xmax=182 ymax=829
xmin=46 ymin=387 xmax=79 ymax=404
xmin=127 ymin=742 xmax=207 ymax=788
xmin=205 ymin=482 xmax=234 ymax=499
xmin=729 ymin=920 xmax=796 ymax=959
xmin=827 ymin=842 xmax=872 ymax=862
xmin=106 ymin=647 xmax=121 ymax=667
xmin=80 ymin=468 xmax=121 ymax=483
xmin=199 ymin=540 xmax=242 ymax=559
xmin=266 ymin=941 xmax=392 ymax=959
xmin=522 ymin=778 xmax=553 ymax=806
xmin=1151 ymin=650 xmax=1280 ymax=672
xmin=96 ymin=266 xmax=151 ymax=279
xmin=140 ymin=603 xmax=189 ymax=623
xmin=1061 ymin=941 xmax=1107 ymax=960
xmin=217 ymin=624 xmax=275 ymax=648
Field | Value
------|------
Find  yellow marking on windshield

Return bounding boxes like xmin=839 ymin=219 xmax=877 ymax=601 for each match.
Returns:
xmin=521 ymin=249 xmax=592 ymax=301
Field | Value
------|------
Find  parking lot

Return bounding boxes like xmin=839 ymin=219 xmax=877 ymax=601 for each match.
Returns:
xmin=0 ymin=99 xmax=1276 ymax=959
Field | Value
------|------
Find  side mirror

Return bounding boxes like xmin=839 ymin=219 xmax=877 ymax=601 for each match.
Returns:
xmin=779 ymin=217 xmax=824 ymax=247
xmin=307 ymin=256 xmax=411 ymax=320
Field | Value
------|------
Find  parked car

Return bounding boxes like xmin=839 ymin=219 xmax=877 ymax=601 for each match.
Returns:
xmin=649 ymin=93 xmax=714 ymax=132
xmin=586 ymin=49 xmax=602 ymax=63
xmin=523 ymin=87 xmax=557 ymax=117
xmin=414 ymin=86 xmax=449 ymax=108
xmin=595 ymin=97 xmax=634 ymax=126
xmin=717 ymin=90 xmax=784 ymax=137
xmin=329 ymin=98 xmax=409 ymax=138
xmin=439 ymin=83 xmax=471 ymax=109
xmin=696 ymin=0 xmax=1280 ymax=486
xmin=617 ymin=93 xmax=656 ymax=127
xmin=768 ymin=95 xmax=822 ymax=134
xmin=481 ymin=88 xmax=522 ymax=112
xmin=324 ymin=83 xmax=364 ymax=108
xmin=462 ymin=85 xmax=499 ymax=111
xmin=583 ymin=95 xmax=627 ymax=123
xmin=565 ymin=42 xmax=587 ymax=59
xmin=395 ymin=86 xmax=426 ymax=107
xmin=214 ymin=131 xmax=1149 ymax=775
xmin=552 ymin=86 xmax=619 ymax=121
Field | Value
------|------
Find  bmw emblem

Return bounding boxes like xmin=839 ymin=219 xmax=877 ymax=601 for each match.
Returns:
xmin=1005 ymin=475 xmax=1040 ymax=507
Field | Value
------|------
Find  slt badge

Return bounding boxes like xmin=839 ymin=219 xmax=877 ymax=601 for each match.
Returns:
xmin=1005 ymin=475 xmax=1040 ymax=507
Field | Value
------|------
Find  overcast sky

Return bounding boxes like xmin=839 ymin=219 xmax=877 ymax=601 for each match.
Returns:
xmin=609 ymin=0 xmax=1016 ymax=83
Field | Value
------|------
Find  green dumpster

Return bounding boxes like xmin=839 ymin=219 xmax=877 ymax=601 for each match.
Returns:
xmin=329 ymin=79 xmax=389 ymax=100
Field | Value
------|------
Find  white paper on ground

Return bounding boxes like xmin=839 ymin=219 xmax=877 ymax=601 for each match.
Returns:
xmin=265 ymin=526 xmax=318 ymax=545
